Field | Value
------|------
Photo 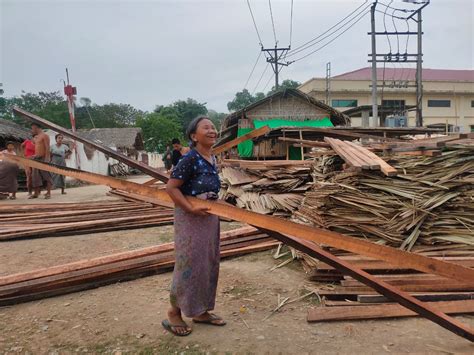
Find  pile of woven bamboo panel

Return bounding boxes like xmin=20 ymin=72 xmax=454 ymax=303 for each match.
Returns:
xmin=296 ymin=146 xmax=474 ymax=252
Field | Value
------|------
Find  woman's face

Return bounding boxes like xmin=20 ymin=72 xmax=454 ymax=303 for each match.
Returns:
xmin=56 ymin=135 xmax=63 ymax=144
xmin=191 ymin=119 xmax=217 ymax=148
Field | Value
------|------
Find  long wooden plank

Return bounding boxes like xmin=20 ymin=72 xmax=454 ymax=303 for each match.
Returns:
xmin=346 ymin=141 xmax=397 ymax=176
xmin=277 ymin=137 xmax=331 ymax=148
xmin=212 ymin=125 xmax=271 ymax=154
xmin=307 ymin=300 xmax=474 ymax=322
xmin=12 ymin=107 xmax=170 ymax=182
xmin=3 ymin=154 xmax=474 ymax=341
xmin=258 ymin=230 xmax=474 ymax=341
xmin=324 ymin=137 xmax=367 ymax=169
xmin=3 ymin=153 xmax=472 ymax=283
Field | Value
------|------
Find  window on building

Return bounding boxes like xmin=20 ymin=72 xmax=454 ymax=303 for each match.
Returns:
xmin=382 ymin=100 xmax=406 ymax=109
xmin=428 ymin=100 xmax=451 ymax=108
xmin=471 ymin=125 xmax=474 ymax=133
xmin=471 ymin=100 xmax=474 ymax=108
xmin=332 ymin=99 xmax=358 ymax=107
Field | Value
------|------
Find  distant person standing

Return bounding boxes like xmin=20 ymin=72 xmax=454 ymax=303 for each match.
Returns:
xmin=163 ymin=145 xmax=173 ymax=172
xmin=171 ymin=138 xmax=190 ymax=168
xmin=50 ymin=134 xmax=71 ymax=194
xmin=30 ymin=123 xmax=53 ymax=199
xmin=21 ymin=135 xmax=36 ymax=195
xmin=0 ymin=142 xmax=19 ymax=200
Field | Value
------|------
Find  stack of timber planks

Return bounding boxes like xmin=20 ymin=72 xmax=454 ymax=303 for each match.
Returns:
xmin=303 ymin=251 xmax=474 ymax=322
xmin=0 ymin=227 xmax=278 ymax=306
xmin=0 ymin=202 xmax=174 ymax=240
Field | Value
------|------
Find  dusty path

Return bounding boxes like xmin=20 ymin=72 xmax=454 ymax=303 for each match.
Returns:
xmin=1 ymin=179 xmax=473 ymax=354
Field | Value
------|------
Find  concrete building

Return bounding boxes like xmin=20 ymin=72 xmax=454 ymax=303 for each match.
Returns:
xmin=299 ymin=67 xmax=474 ymax=133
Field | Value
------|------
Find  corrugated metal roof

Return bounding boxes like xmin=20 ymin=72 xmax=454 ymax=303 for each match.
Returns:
xmin=331 ymin=67 xmax=474 ymax=82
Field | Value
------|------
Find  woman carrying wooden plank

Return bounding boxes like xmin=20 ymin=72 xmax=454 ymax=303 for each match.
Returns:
xmin=164 ymin=116 xmax=225 ymax=336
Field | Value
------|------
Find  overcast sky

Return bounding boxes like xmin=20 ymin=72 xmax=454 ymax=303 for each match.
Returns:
xmin=1 ymin=0 xmax=472 ymax=113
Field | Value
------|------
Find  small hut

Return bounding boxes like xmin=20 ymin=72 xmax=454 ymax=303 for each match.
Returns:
xmin=217 ymin=89 xmax=349 ymax=159
xmin=0 ymin=119 xmax=30 ymax=152
xmin=77 ymin=127 xmax=145 ymax=159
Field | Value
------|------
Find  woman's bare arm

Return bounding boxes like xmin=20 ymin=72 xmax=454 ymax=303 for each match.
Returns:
xmin=166 ymin=178 xmax=209 ymax=216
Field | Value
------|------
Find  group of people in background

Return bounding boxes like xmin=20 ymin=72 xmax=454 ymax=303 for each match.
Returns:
xmin=0 ymin=123 xmax=71 ymax=200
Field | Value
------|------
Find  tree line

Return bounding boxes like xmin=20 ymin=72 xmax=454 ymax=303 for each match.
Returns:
xmin=0 ymin=78 xmax=300 ymax=153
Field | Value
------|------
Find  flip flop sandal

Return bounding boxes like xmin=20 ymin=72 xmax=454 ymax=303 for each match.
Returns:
xmin=9 ymin=196 xmax=16 ymax=200
xmin=192 ymin=313 xmax=226 ymax=326
xmin=44 ymin=195 xmax=51 ymax=200
xmin=28 ymin=195 xmax=38 ymax=199
xmin=161 ymin=319 xmax=192 ymax=336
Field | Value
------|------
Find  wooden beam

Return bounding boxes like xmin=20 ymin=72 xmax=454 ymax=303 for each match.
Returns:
xmin=307 ymin=300 xmax=474 ymax=322
xmin=3 ymin=154 xmax=472 ymax=284
xmin=12 ymin=107 xmax=170 ymax=183
xmin=277 ymin=137 xmax=331 ymax=148
xmin=257 ymin=230 xmax=474 ymax=341
xmin=3 ymin=154 xmax=473 ymax=341
xmin=212 ymin=125 xmax=271 ymax=155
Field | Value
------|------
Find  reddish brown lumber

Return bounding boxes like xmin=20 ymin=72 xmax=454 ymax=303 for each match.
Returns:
xmin=277 ymin=137 xmax=331 ymax=148
xmin=4 ymin=154 xmax=474 ymax=341
xmin=13 ymin=107 xmax=170 ymax=182
xmin=212 ymin=125 xmax=271 ymax=154
xmin=345 ymin=141 xmax=397 ymax=176
xmin=0 ymin=226 xmax=261 ymax=287
xmin=396 ymin=150 xmax=442 ymax=157
xmin=259 ymin=230 xmax=474 ymax=341
xmin=307 ymin=300 xmax=474 ymax=322
xmin=4 ymin=154 xmax=473 ymax=284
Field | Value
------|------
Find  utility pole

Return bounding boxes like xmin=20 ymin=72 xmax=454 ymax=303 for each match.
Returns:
xmin=325 ymin=62 xmax=331 ymax=105
xmin=415 ymin=10 xmax=423 ymax=127
xmin=368 ymin=1 xmax=429 ymax=128
xmin=261 ymin=44 xmax=291 ymax=90
xmin=63 ymin=68 xmax=81 ymax=169
xmin=370 ymin=1 xmax=378 ymax=127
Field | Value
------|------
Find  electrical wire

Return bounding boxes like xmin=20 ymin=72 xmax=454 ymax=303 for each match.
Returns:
xmin=247 ymin=0 xmax=264 ymax=45
xmin=377 ymin=1 xmax=415 ymax=13
xmin=285 ymin=2 xmax=371 ymax=59
xmin=244 ymin=51 xmax=263 ymax=90
xmin=288 ymin=0 xmax=368 ymax=54
xmin=252 ymin=63 xmax=270 ymax=94
xmin=290 ymin=9 xmax=370 ymax=63
xmin=383 ymin=0 xmax=393 ymax=54
xmin=375 ymin=9 xmax=406 ymax=20
xmin=268 ymin=0 xmax=278 ymax=44
xmin=262 ymin=70 xmax=275 ymax=92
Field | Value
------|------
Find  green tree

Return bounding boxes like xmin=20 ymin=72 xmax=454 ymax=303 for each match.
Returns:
xmin=136 ymin=111 xmax=183 ymax=153
xmin=267 ymin=79 xmax=301 ymax=95
xmin=74 ymin=102 xmax=144 ymax=128
xmin=227 ymin=89 xmax=258 ymax=112
xmin=171 ymin=98 xmax=208 ymax=133
xmin=1 ymin=91 xmax=70 ymax=127
xmin=207 ymin=109 xmax=227 ymax=130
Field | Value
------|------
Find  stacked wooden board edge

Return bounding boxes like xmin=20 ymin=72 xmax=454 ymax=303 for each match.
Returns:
xmin=0 ymin=201 xmax=174 ymax=240
xmin=0 ymin=226 xmax=277 ymax=306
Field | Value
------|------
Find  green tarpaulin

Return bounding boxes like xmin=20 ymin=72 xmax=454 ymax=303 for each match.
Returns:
xmin=236 ymin=118 xmax=334 ymax=158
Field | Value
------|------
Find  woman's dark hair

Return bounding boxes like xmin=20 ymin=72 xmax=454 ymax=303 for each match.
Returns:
xmin=186 ymin=116 xmax=210 ymax=147
xmin=6 ymin=141 xmax=14 ymax=146
xmin=55 ymin=134 xmax=63 ymax=141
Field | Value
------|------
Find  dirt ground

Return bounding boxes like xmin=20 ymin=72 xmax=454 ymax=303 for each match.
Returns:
xmin=1 ymin=179 xmax=473 ymax=354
